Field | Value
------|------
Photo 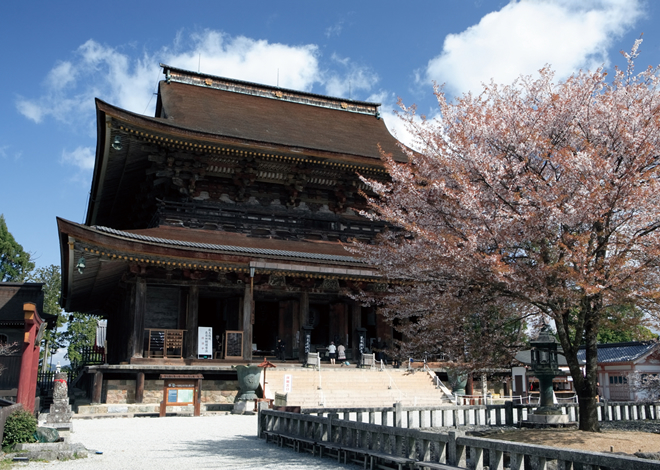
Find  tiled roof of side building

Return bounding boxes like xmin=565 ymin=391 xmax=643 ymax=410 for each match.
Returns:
xmin=577 ymin=341 xmax=658 ymax=364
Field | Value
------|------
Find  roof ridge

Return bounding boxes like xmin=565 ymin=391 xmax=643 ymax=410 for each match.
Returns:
xmin=160 ymin=63 xmax=382 ymax=117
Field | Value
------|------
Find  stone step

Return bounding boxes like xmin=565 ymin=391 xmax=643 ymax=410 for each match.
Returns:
xmin=263 ymin=368 xmax=445 ymax=408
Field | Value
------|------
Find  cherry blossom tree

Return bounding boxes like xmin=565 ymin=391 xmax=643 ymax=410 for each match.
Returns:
xmin=354 ymin=40 xmax=660 ymax=431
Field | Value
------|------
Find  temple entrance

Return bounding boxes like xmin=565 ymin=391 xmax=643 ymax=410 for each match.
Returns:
xmin=362 ymin=307 xmax=378 ymax=349
xmin=309 ymin=303 xmax=330 ymax=347
xmin=253 ymin=301 xmax=279 ymax=352
xmin=198 ymin=296 xmax=241 ymax=358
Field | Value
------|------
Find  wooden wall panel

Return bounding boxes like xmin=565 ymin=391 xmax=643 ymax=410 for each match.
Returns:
xmin=145 ymin=287 xmax=180 ymax=329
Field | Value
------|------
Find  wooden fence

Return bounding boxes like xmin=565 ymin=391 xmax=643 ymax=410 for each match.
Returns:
xmin=301 ymin=400 xmax=660 ymax=429
xmin=259 ymin=408 xmax=660 ymax=470
xmin=70 ymin=346 xmax=105 ymax=371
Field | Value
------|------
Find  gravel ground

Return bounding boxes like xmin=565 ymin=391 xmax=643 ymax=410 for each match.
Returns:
xmin=11 ymin=416 xmax=660 ymax=468
xmin=14 ymin=414 xmax=355 ymax=470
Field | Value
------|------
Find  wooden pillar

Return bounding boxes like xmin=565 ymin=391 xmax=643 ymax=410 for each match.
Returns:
xmin=242 ymin=286 xmax=253 ymax=361
xmin=300 ymin=292 xmax=309 ymax=327
xmin=186 ymin=285 xmax=199 ymax=358
xmin=130 ymin=278 xmax=147 ymax=358
xmin=299 ymin=292 xmax=310 ymax=361
xmin=291 ymin=299 xmax=300 ymax=359
xmin=92 ymin=371 xmax=103 ymax=404
xmin=136 ymin=372 xmax=145 ymax=404
xmin=17 ymin=303 xmax=42 ymax=412
xmin=351 ymin=301 xmax=361 ymax=361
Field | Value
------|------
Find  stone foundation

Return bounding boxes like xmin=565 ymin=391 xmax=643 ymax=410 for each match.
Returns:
xmin=104 ymin=379 xmax=239 ymax=405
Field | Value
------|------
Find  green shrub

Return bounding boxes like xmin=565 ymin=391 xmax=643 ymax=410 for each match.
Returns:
xmin=2 ymin=409 xmax=37 ymax=448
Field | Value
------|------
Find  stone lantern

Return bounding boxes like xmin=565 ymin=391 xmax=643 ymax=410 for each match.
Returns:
xmin=527 ymin=323 xmax=569 ymax=425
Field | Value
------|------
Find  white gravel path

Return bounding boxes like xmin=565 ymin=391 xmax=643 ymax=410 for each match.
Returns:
xmin=18 ymin=414 xmax=354 ymax=469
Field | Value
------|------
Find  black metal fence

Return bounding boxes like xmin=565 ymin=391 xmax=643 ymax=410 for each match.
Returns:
xmin=36 ymin=370 xmax=75 ymax=396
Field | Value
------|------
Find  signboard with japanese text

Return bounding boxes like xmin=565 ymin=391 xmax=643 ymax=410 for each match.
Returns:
xmin=198 ymin=326 xmax=213 ymax=358
xmin=284 ymin=374 xmax=292 ymax=393
xmin=159 ymin=375 xmax=203 ymax=417
xmin=164 ymin=379 xmax=196 ymax=405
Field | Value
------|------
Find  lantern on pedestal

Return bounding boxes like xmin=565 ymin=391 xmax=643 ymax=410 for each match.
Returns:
xmin=527 ymin=323 xmax=569 ymax=425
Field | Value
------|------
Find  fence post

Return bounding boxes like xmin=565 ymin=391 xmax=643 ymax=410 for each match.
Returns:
xmin=326 ymin=413 xmax=338 ymax=443
xmin=394 ymin=402 xmax=403 ymax=427
xmin=258 ymin=410 xmax=263 ymax=438
xmin=505 ymin=401 xmax=514 ymax=426
xmin=447 ymin=430 xmax=465 ymax=467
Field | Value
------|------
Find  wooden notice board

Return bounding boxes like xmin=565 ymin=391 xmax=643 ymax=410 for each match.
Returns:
xmin=225 ymin=330 xmax=243 ymax=359
xmin=159 ymin=374 xmax=203 ymax=417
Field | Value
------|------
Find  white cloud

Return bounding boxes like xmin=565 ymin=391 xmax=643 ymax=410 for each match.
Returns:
xmin=61 ymin=146 xmax=95 ymax=171
xmin=325 ymin=21 xmax=344 ymax=38
xmin=324 ymin=53 xmax=379 ymax=98
xmin=425 ymin=0 xmax=644 ymax=96
xmin=16 ymin=31 xmax=323 ymax=130
xmin=0 ymin=145 xmax=22 ymax=161
xmin=18 ymin=30 xmax=387 ymax=176
xmin=365 ymin=90 xmax=421 ymax=150
xmin=163 ymin=31 xmax=321 ymax=90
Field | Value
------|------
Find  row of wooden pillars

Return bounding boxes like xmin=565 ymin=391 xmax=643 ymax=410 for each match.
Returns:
xmin=125 ymin=277 xmax=390 ymax=363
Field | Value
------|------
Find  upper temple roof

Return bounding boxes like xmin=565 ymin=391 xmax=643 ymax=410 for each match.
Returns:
xmin=155 ymin=64 xmax=405 ymax=161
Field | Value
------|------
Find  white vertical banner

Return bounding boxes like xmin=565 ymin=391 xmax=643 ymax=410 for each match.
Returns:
xmin=198 ymin=327 xmax=213 ymax=358
xmin=283 ymin=374 xmax=292 ymax=393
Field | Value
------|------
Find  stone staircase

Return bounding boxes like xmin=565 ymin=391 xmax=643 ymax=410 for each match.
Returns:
xmin=263 ymin=366 xmax=450 ymax=408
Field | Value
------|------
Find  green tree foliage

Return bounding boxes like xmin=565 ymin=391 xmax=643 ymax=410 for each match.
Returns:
xmin=0 ymin=214 xmax=34 ymax=282
xmin=27 ymin=265 xmax=67 ymax=357
xmin=27 ymin=265 xmax=99 ymax=365
xmin=63 ymin=312 xmax=99 ymax=364
xmin=597 ymin=305 xmax=656 ymax=344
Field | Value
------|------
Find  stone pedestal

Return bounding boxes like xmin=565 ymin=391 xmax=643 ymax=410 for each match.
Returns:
xmin=46 ymin=373 xmax=73 ymax=431
xmin=526 ymin=413 xmax=570 ymax=424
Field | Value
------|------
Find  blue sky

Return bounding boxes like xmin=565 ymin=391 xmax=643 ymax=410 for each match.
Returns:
xmin=1 ymin=0 xmax=658 ymax=271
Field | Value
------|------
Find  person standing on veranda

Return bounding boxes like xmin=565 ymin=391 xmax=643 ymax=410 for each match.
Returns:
xmin=328 ymin=341 xmax=337 ymax=365
xmin=337 ymin=343 xmax=346 ymax=364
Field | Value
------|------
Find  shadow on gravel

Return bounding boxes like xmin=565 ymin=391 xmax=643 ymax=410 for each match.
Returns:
xmin=176 ymin=435 xmax=347 ymax=467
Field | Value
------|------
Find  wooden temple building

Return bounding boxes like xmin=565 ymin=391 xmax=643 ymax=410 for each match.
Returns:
xmin=57 ymin=65 xmax=404 ymax=406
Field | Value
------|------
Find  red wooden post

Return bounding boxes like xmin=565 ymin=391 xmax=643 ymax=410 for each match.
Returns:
xmin=16 ymin=303 xmax=44 ymax=412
